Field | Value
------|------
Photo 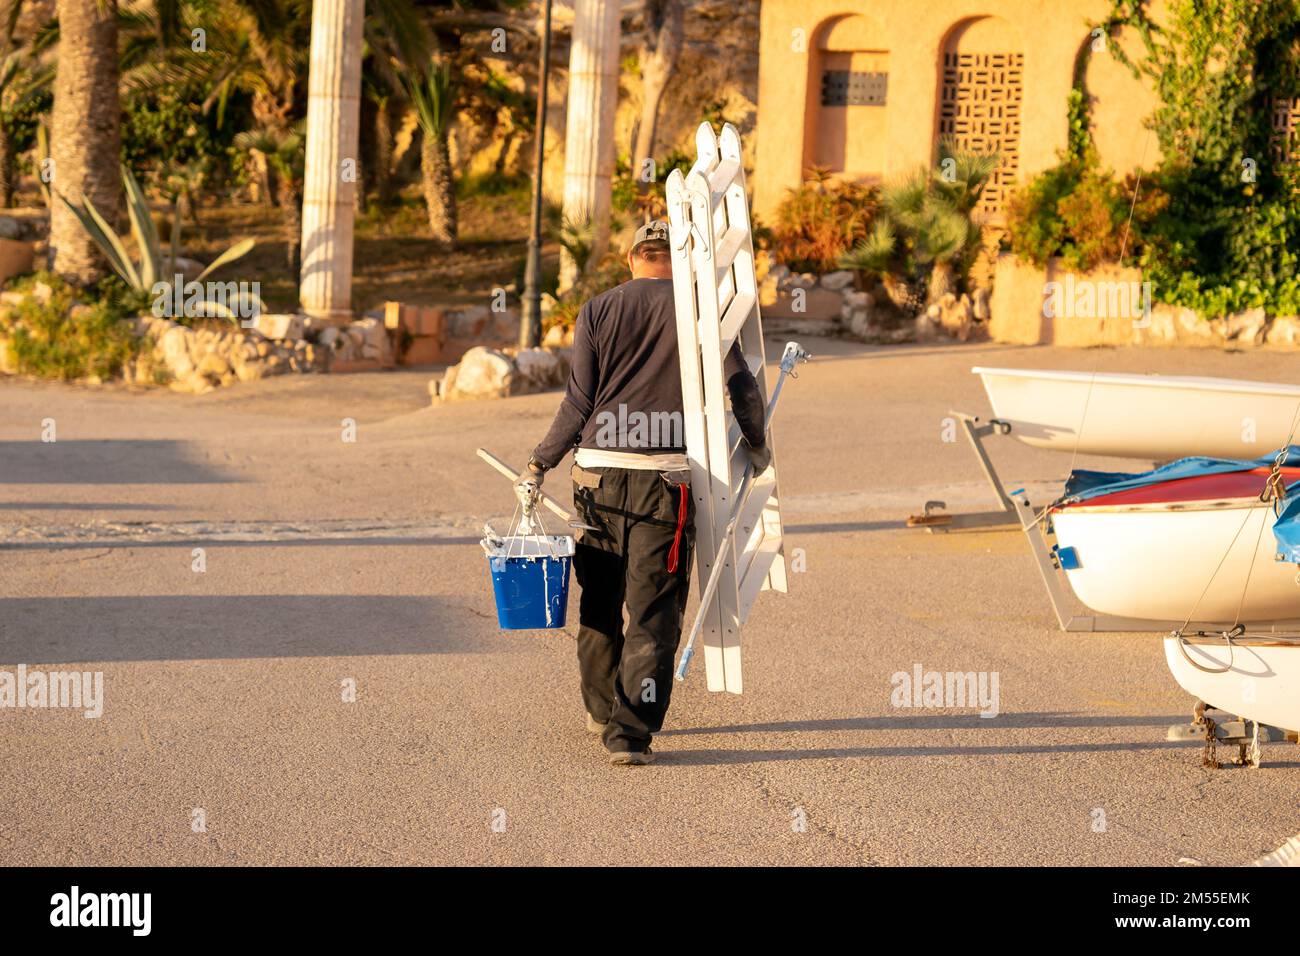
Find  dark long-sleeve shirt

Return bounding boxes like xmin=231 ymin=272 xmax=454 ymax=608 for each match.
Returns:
xmin=532 ymin=276 xmax=767 ymax=469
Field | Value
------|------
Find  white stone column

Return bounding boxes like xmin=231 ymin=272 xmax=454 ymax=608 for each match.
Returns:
xmin=299 ymin=0 xmax=365 ymax=323
xmin=559 ymin=0 xmax=622 ymax=289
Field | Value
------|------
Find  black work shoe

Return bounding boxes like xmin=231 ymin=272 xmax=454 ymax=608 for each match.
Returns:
xmin=609 ymin=748 xmax=655 ymax=766
xmin=585 ymin=712 xmax=607 ymax=734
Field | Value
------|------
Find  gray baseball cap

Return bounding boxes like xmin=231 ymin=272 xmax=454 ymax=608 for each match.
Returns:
xmin=630 ymin=219 xmax=670 ymax=253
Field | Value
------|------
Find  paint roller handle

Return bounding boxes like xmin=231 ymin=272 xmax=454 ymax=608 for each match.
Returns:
xmin=476 ymin=448 xmax=574 ymax=523
xmin=674 ymin=644 xmax=695 ymax=681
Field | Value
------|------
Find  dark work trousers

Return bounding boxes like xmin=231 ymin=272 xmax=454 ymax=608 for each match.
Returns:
xmin=570 ymin=464 xmax=695 ymax=754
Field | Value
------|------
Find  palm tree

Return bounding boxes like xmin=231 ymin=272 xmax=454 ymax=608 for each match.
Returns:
xmin=631 ymin=0 xmax=682 ymax=198
xmin=840 ymin=142 xmax=997 ymax=311
xmin=49 ymin=0 xmax=121 ymax=286
xmin=404 ymin=56 xmax=457 ymax=247
xmin=234 ymin=125 xmax=304 ymax=273
xmin=0 ymin=49 xmax=29 ymax=208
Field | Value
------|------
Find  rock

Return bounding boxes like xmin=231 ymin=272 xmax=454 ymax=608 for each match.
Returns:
xmin=1136 ymin=304 xmax=1179 ymax=345
xmin=915 ymin=311 xmax=941 ymax=341
xmin=196 ymin=352 xmax=230 ymax=379
xmin=235 ymin=360 xmax=265 ymax=382
xmin=512 ymin=347 xmax=571 ymax=393
xmin=935 ymin=293 xmax=978 ymax=340
xmin=251 ymin=312 xmax=304 ymax=341
xmin=353 ymin=316 xmax=390 ymax=351
xmin=971 ymin=287 xmax=991 ymax=321
xmin=31 ymin=280 xmax=53 ymax=304
xmin=171 ymin=256 xmax=207 ymax=281
xmin=157 ymin=326 xmax=196 ymax=379
xmin=1175 ymin=307 xmax=1219 ymax=346
xmin=1226 ymin=307 xmax=1267 ymax=346
xmin=846 ymin=308 xmax=873 ymax=339
xmin=0 ymin=217 xmax=22 ymax=240
xmin=438 ymin=346 xmax=514 ymax=401
xmin=170 ymin=372 xmax=214 ymax=395
xmin=1266 ymin=315 xmax=1300 ymax=348
xmin=819 ymin=270 xmax=854 ymax=292
xmin=317 ymin=326 xmax=341 ymax=349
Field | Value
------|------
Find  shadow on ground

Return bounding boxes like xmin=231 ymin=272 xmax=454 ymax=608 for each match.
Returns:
xmin=0 ymin=441 xmax=243 ymax=484
xmin=0 ymin=595 xmax=492 ymax=663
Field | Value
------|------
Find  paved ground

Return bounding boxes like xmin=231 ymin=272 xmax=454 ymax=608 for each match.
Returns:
xmin=3 ymin=338 xmax=1299 ymax=866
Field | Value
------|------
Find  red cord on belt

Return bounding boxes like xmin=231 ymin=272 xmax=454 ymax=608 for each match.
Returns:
xmin=667 ymin=482 xmax=688 ymax=572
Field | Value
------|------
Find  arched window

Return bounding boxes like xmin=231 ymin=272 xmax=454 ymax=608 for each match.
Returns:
xmin=803 ymin=13 xmax=889 ymax=179
xmin=937 ymin=16 xmax=1023 ymax=221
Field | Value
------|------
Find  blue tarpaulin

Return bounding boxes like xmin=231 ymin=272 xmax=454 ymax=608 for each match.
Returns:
xmin=1059 ymin=446 xmax=1300 ymax=563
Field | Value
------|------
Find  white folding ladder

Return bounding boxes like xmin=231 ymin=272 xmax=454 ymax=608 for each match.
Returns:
xmin=665 ymin=121 xmax=791 ymax=694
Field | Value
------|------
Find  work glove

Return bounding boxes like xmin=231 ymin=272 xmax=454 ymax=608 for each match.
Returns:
xmin=514 ymin=458 xmax=546 ymax=514
xmin=744 ymin=440 xmax=772 ymax=475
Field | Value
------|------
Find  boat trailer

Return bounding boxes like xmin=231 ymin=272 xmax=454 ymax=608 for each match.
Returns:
xmin=906 ymin=410 xmax=1020 ymax=532
xmin=907 ymin=414 xmax=1300 ymax=766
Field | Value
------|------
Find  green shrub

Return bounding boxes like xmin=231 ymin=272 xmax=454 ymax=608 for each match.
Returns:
xmin=1005 ymin=149 xmax=1168 ymax=273
xmin=770 ymin=173 xmax=879 ymax=274
xmin=611 ymin=148 xmax=692 ymax=222
xmin=1022 ymin=0 xmax=1300 ymax=319
xmin=1 ymin=273 xmax=140 ymax=381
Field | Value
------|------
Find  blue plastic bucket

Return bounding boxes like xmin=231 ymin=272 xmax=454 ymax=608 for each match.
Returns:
xmin=485 ymin=534 xmax=575 ymax=629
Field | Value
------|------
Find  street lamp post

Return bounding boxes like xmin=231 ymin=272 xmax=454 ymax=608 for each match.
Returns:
xmin=520 ymin=0 xmax=554 ymax=349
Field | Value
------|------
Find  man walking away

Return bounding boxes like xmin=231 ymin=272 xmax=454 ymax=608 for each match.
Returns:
xmin=516 ymin=220 xmax=769 ymax=766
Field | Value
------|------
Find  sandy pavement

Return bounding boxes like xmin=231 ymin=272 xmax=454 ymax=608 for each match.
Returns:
xmin=2 ymin=338 xmax=1298 ymax=865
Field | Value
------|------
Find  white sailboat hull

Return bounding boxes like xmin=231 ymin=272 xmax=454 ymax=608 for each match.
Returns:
xmin=1163 ymin=636 xmax=1300 ymax=732
xmin=1053 ymin=504 xmax=1300 ymax=623
xmin=974 ymin=367 xmax=1300 ymax=460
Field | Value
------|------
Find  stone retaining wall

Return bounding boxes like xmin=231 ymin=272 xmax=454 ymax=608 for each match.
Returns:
xmin=989 ymin=253 xmax=1300 ymax=350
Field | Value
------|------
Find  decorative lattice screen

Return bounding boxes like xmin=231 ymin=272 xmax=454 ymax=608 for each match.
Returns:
xmin=1271 ymin=95 xmax=1300 ymax=165
xmin=938 ymin=51 xmax=1023 ymax=220
xmin=821 ymin=70 xmax=889 ymax=107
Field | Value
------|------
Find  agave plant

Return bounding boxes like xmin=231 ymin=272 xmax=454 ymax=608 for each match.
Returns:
xmin=62 ymin=164 xmax=260 ymax=322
